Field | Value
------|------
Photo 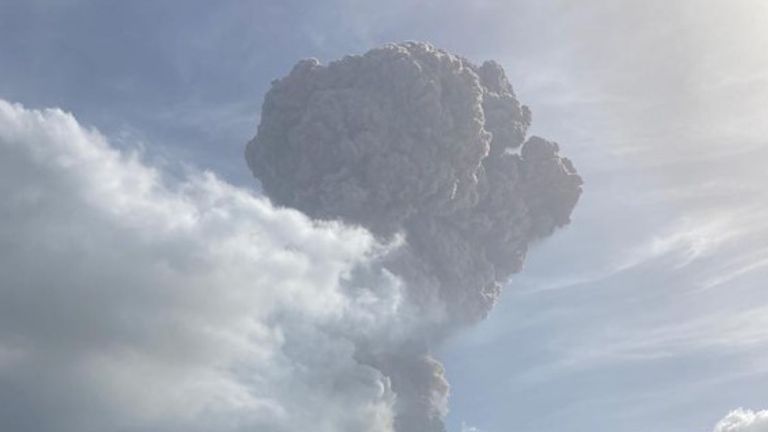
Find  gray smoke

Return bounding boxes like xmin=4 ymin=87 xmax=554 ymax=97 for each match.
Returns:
xmin=246 ymin=42 xmax=582 ymax=431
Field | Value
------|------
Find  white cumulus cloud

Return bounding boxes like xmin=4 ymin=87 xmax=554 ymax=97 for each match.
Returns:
xmin=0 ymin=99 xmax=408 ymax=432
xmin=715 ymin=409 xmax=768 ymax=432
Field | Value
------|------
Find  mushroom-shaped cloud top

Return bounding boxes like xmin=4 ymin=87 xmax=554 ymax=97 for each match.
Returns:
xmin=247 ymin=42 xmax=582 ymax=323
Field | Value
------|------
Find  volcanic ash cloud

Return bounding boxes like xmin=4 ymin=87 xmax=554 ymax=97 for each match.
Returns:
xmin=247 ymin=42 xmax=582 ymax=431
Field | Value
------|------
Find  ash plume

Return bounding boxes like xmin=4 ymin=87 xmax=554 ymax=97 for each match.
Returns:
xmin=246 ymin=42 xmax=582 ymax=431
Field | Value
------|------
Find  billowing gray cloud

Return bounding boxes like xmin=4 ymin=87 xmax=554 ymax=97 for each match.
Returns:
xmin=0 ymin=99 xmax=413 ymax=432
xmin=0 ymin=42 xmax=581 ymax=432
xmin=246 ymin=42 xmax=582 ymax=431
xmin=715 ymin=409 xmax=768 ymax=432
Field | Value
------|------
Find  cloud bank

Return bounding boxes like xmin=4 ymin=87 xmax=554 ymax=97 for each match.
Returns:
xmin=0 ymin=99 xmax=409 ymax=432
xmin=246 ymin=42 xmax=582 ymax=431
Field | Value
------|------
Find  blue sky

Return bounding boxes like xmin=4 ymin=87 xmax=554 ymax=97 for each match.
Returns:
xmin=2 ymin=1 xmax=768 ymax=431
